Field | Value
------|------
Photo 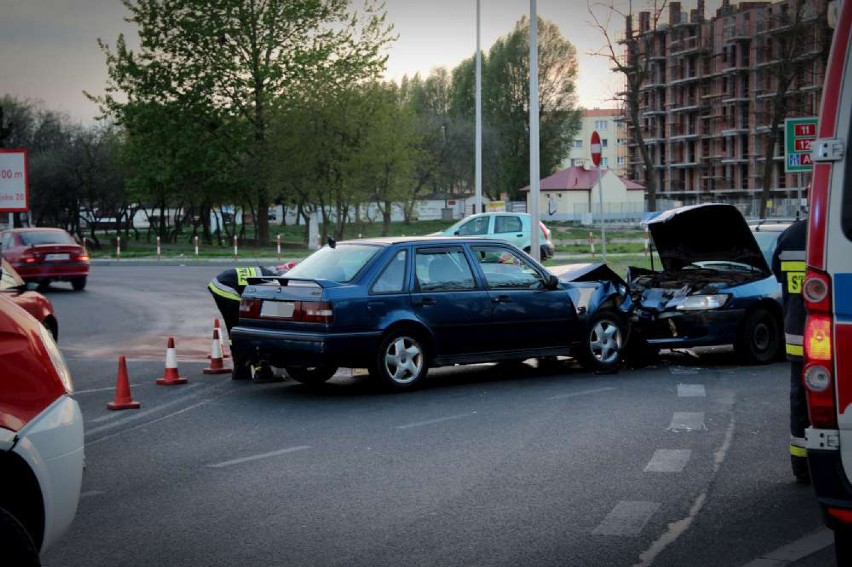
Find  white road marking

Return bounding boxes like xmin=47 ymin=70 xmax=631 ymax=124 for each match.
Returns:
xmin=592 ymin=501 xmax=660 ymax=536
xmin=80 ymin=490 xmax=104 ymax=499
xmin=738 ymin=529 xmax=833 ymax=566
xmin=75 ymin=384 xmax=147 ymax=395
xmin=644 ymin=449 xmax=692 ymax=473
xmin=667 ymin=412 xmax=706 ymax=432
xmin=86 ymin=383 xmax=216 ymax=429
xmin=677 ymin=384 xmax=706 ymax=397
xmin=548 ymin=387 xmax=616 ymax=400
xmin=669 ymin=366 xmax=700 ymax=375
xmin=208 ymin=446 xmax=311 ymax=469
xmin=635 ymin=417 xmax=737 ymax=567
xmin=395 ymin=412 xmax=477 ymax=430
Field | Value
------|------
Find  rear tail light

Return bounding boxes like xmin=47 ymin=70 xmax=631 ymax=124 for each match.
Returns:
xmin=828 ymin=508 xmax=852 ymax=524
xmin=239 ymin=298 xmax=262 ymax=318
xmin=239 ymin=299 xmax=333 ymax=323
xmin=77 ymin=252 xmax=90 ymax=262
xmin=803 ymin=268 xmax=836 ymax=429
xmin=21 ymin=251 xmax=36 ymax=264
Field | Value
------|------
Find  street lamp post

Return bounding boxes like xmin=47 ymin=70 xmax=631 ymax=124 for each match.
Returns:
xmin=475 ymin=0 xmax=483 ymax=215
xmin=529 ymin=0 xmax=540 ymax=261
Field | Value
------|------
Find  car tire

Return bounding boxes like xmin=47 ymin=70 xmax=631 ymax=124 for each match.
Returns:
xmin=836 ymin=527 xmax=852 ymax=565
xmin=735 ymin=307 xmax=781 ymax=365
xmin=578 ymin=310 xmax=626 ymax=373
xmin=0 ymin=506 xmax=41 ymax=567
xmin=285 ymin=366 xmax=338 ymax=385
xmin=71 ymin=277 xmax=86 ymax=291
xmin=231 ymin=352 xmax=251 ymax=380
xmin=370 ymin=330 xmax=428 ymax=390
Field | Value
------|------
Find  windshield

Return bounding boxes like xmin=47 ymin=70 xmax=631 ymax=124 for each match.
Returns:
xmin=285 ymin=244 xmax=381 ymax=283
xmin=20 ymin=230 xmax=75 ymax=246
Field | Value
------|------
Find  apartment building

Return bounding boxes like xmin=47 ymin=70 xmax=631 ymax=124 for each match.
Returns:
xmin=563 ymin=108 xmax=628 ymax=176
xmin=622 ymin=0 xmax=831 ymax=211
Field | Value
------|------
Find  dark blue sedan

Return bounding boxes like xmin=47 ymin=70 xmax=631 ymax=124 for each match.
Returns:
xmin=231 ymin=237 xmax=629 ymax=389
xmin=627 ymin=204 xmax=784 ymax=364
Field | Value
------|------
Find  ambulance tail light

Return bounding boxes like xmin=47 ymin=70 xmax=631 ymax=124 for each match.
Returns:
xmin=803 ymin=269 xmax=836 ymax=429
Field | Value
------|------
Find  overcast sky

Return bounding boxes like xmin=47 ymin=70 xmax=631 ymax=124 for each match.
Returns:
xmin=0 ymin=0 xmax=722 ymax=125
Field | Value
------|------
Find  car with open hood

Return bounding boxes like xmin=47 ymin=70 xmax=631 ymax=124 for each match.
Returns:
xmin=230 ymin=236 xmax=629 ymax=390
xmin=627 ymin=203 xmax=783 ymax=364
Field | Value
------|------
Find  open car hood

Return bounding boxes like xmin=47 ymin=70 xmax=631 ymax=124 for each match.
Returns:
xmin=645 ymin=204 xmax=770 ymax=273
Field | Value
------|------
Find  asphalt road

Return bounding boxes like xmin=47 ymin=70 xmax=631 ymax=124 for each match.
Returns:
xmin=39 ymin=265 xmax=836 ymax=566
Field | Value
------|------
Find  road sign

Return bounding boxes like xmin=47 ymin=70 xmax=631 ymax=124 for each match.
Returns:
xmin=0 ymin=149 xmax=29 ymax=212
xmin=590 ymin=131 xmax=602 ymax=167
xmin=784 ymin=117 xmax=817 ymax=173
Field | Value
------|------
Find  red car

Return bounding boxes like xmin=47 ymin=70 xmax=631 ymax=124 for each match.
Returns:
xmin=0 ymin=228 xmax=90 ymax=291
xmin=0 ymin=293 xmax=84 ymax=564
xmin=1 ymin=259 xmax=59 ymax=340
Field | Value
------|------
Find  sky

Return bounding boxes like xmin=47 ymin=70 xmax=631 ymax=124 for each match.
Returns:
xmin=0 ymin=0 xmax=722 ymax=125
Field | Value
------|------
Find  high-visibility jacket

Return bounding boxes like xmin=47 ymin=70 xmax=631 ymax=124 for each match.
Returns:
xmin=208 ymin=265 xmax=290 ymax=303
xmin=771 ymin=220 xmax=807 ymax=361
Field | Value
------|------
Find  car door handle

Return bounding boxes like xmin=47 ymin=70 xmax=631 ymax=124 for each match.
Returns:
xmin=413 ymin=297 xmax=437 ymax=306
xmin=491 ymin=295 xmax=511 ymax=303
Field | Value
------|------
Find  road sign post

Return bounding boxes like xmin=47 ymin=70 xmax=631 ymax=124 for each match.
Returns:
xmin=590 ymin=131 xmax=606 ymax=262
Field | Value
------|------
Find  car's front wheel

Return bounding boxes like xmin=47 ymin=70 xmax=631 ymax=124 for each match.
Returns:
xmin=735 ymin=307 xmax=782 ymax=364
xmin=578 ymin=310 xmax=626 ymax=373
xmin=0 ymin=506 xmax=40 ymax=567
xmin=286 ymin=366 xmax=338 ymax=385
xmin=370 ymin=330 xmax=428 ymax=390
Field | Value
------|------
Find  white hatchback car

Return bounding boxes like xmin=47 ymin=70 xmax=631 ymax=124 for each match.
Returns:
xmin=438 ymin=212 xmax=556 ymax=260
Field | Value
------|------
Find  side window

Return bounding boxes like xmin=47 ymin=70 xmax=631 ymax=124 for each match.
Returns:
xmin=472 ymin=246 xmax=546 ymax=290
xmin=494 ymin=216 xmax=522 ymax=234
xmin=456 ymin=217 xmax=489 ymax=236
xmin=415 ymin=248 xmax=476 ymax=291
xmin=372 ymin=250 xmax=407 ymax=293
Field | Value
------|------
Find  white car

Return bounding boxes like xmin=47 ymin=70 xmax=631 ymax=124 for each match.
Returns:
xmin=437 ymin=212 xmax=556 ymax=260
xmin=0 ymin=289 xmax=84 ymax=563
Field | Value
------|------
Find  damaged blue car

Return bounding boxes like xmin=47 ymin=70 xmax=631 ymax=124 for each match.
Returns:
xmin=231 ymin=236 xmax=630 ymax=390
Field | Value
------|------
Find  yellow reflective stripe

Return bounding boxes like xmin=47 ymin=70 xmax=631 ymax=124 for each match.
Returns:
xmin=786 ymin=344 xmax=804 ymax=357
xmin=790 ymin=445 xmax=807 ymax=458
xmin=787 ymin=272 xmax=804 ymax=293
xmin=235 ymin=267 xmax=258 ymax=286
xmin=781 ymin=261 xmax=806 ymax=273
xmin=208 ymin=281 xmax=241 ymax=302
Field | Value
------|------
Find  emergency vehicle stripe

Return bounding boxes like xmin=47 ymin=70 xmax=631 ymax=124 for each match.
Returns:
xmin=778 ymin=251 xmax=806 ymax=261
xmin=781 ymin=261 xmax=806 ymax=273
xmin=208 ymin=281 xmax=241 ymax=302
xmin=786 ymin=333 xmax=803 ymax=345
xmin=809 ymin=2 xmax=851 ymax=270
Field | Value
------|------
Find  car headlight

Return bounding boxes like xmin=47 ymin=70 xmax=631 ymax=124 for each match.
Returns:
xmin=37 ymin=323 xmax=74 ymax=393
xmin=676 ymin=294 xmax=730 ymax=311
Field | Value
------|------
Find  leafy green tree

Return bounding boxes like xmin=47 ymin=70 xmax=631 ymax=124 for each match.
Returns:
xmin=92 ymin=0 xmax=394 ymax=243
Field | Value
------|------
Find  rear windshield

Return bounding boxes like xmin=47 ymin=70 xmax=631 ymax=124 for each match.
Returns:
xmin=285 ymin=243 xmax=381 ymax=283
xmin=19 ymin=230 xmax=75 ymax=246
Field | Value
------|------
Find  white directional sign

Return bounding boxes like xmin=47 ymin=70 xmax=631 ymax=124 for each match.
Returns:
xmin=0 ymin=149 xmax=29 ymax=212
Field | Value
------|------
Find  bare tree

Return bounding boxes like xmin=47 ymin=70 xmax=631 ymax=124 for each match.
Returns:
xmin=589 ymin=0 xmax=667 ymax=211
xmin=754 ymin=0 xmax=832 ymax=217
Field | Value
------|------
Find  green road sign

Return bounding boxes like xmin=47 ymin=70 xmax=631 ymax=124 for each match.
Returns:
xmin=784 ymin=117 xmax=817 ymax=173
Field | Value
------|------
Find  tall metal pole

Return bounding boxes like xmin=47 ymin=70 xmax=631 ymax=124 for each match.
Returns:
xmin=598 ymin=167 xmax=607 ymax=262
xmin=475 ymin=0 xmax=483 ymax=215
xmin=529 ymin=0 xmax=540 ymax=261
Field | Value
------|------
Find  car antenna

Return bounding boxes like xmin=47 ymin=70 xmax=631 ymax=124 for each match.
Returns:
xmin=327 ymin=236 xmax=336 ymax=249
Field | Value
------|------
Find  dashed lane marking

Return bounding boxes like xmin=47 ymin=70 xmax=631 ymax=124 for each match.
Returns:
xmin=395 ymin=412 xmax=478 ymax=430
xmin=667 ymin=412 xmax=706 ymax=432
xmin=644 ymin=449 xmax=692 ymax=473
xmin=207 ymin=446 xmax=311 ymax=469
xmin=677 ymin=384 xmax=706 ymax=397
xmin=592 ymin=501 xmax=660 ymax=536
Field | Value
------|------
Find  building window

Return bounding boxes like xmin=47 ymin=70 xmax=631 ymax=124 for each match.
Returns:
xmin=602 ymin=139 xmax=609 ymax=148
xmin=571 ymin=158 xmax=585 ymax=167
xmin=594 ymin=120 xmax=609 ymax=131
xmin=617 ymin=138 xmax=626 ymax=146
xmin=572 ymin=139 xmax=583 ymax=149
xmin=617 ymin=157 xmax=625 ymax=165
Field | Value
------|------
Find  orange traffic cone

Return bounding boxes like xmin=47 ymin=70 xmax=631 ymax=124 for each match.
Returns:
xmin=211 ymin=318 xmax=230 ymax=359
xmin=107 ymin=356 xmax=141 ymax=410
xmin=156 ymin=337 xmax=188 ymax=385
xmin=203 ymin=328 xmax=231 ymax=375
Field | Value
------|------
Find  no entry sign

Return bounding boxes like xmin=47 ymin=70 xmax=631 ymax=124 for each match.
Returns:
xmin=590 ymin=131 xmax=602 ymax=167
xmin=0 ymin=149 xmax=28 ymax=212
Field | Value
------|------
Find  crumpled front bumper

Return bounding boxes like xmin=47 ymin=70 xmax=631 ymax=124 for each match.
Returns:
xmin=630 ymin=307 xmax=745 ymax=349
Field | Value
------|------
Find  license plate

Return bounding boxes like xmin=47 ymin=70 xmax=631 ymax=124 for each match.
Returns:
xmin=45 ymin=253 xmax=70 ymax=261
xmin=260 ymin=301 xmax=295 ymax=318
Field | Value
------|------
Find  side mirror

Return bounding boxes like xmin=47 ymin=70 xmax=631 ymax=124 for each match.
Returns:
xmin=546 ymin=274 xmax=560 ymax=290
xmin=453 ymin=230 xmax=460 ymax=236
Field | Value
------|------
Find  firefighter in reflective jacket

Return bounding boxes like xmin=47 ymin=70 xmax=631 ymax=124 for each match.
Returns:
xmin=771 ymin=218 xmax=809 ymax=483
xmin=207 ymin=263 xmax=296 ymax=334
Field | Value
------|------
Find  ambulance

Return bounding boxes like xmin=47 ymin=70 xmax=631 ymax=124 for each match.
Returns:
xmin=802 ymin=0 xmax=852 ymax=562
